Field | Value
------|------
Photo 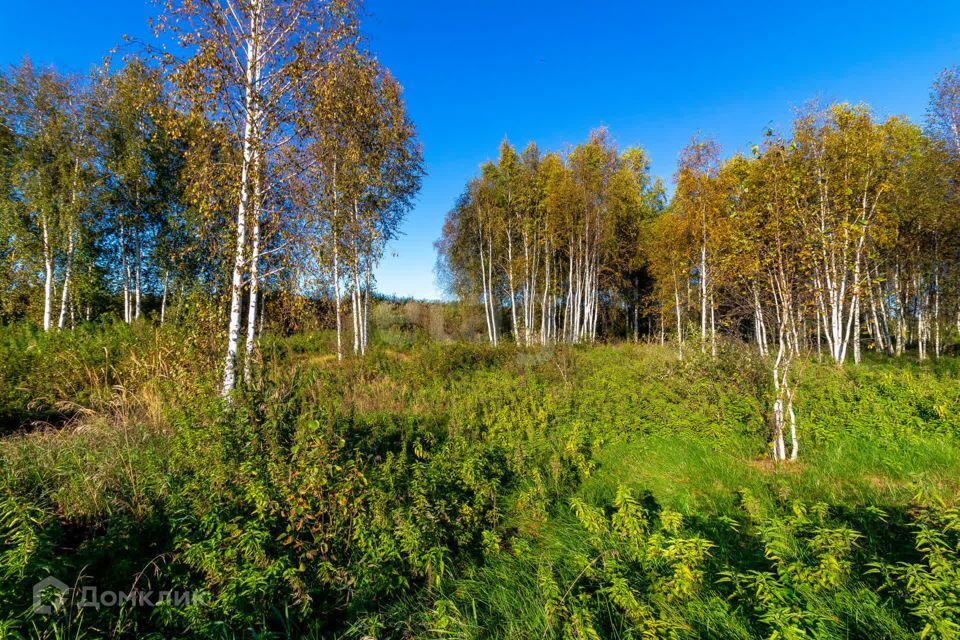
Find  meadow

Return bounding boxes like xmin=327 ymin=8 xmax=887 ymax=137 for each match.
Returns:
xmin=4 ymin=0 xmax=960 ymax=638
xmin=1 ymin=321 xmax=959 ymax=639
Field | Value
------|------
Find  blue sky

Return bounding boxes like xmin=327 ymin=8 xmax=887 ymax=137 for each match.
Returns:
xmin=3 ymin=1 xmax=960 ymax=299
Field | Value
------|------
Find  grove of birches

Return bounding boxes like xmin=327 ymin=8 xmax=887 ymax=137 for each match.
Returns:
xmin=3 ymin=1 xmax=960 ymax=639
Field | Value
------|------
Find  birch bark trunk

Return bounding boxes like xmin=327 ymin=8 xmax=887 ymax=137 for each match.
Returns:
xmin=363 ymin=264 xmax=371 ymax=354
xmin=506 ymin=226 xmax=518 ymax=342
xmin=160 ymin=271 xmax=169 ymax=326
xmin=119 ymin=223 xmax=130 ymax=324
xmin=674 ymin=273 xmax=683 ymax=360
xmin=352 ymin=267 xmax=360 ymax=355
xmin=135 ymin=233 xmax=142 ymax=321
xmin=700 ymin=239 xmax=707 ymax=353
xmin=41 ymin=214 xmax=54 ymax=332
xmin=57 ymin=227 xmax=75 ymax=330
xmin=477 ymin=223 xmax=493 ymax=344
xmin=58 ymin=159 xmax=81 ymax=331
xmin=332 ymin=162 xmax=343 ymax=360
xmin=221 ymin=0 xmax=262 ymax=397
xmin=333 ymin=226 xmax=343 ymax=361
xmin=244 ymin=149 xmax=263 ymax=384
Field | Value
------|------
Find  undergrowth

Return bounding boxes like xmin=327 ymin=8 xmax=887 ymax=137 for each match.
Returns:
xmin=0 ymin=323 xmax=958 ymax=638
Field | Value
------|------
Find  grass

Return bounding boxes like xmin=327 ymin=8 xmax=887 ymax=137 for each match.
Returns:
xmin=0 ymin=322 xmax=958 ymax=638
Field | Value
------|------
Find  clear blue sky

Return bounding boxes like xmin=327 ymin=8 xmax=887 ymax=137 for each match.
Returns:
xmin=3 ymin=1 xmax=960 ymax=300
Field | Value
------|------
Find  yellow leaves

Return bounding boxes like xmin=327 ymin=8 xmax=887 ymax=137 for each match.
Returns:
xmin=570 ymin=497 xmax=608 ymax=537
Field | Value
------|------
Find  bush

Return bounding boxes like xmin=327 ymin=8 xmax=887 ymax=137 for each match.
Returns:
xmin=0 ymin=325 xmax=958 ymax=638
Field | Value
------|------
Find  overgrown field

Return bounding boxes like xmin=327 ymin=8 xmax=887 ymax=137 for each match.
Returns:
xmin=1 ymin=322 xmax=959 ymax=639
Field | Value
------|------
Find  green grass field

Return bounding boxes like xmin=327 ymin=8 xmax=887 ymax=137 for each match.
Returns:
xmin=1 ymin=323 xmax=959 ymax=639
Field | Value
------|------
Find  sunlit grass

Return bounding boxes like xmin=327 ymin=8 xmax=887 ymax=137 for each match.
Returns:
xmin=2 ymin=325 xmax=960 ymax=638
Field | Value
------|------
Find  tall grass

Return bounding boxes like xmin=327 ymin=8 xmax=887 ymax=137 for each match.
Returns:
xmin=0 ymin=324 xmax=958 ymax=638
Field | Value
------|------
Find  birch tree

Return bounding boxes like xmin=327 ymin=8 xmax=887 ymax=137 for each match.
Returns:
xmin=0 ymin=61 xmax=91 ymax=331
xmin=297 ymin=47 xmax=422 ymax=358
xmin=731 ymin=137 xmax=807 ymax=460
xmin=673 ymin=137 xmax=724 ymax=355
xmin=438 ymin=130 xmax=661 ymax=344
xmin=157 ymin=0 xmax=355 ymax=394
xmin=93 ymin=60 xmax=180 ymax=325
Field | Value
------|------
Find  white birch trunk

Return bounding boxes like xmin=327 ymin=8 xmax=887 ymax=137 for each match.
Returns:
xmin=119 ymin=222 xmax=130 ymax=324
xmin=478 ymin=232 xmax=493 ymax=344
xmin=700 ymin=239 xmax=707 ymax=353
xmin=506 ymin=227 xmax=518 ymax=342
xmin=41 ymin=214 xmax=54 ymax=332
xmin=710 ymin=291 xmax=717 ymax=357
xmin=674 ymin=273 xmax=684 ymax=360
xmin=134 ymin=232 xmax=142 ymax=321
xmin=160 ymin=271 xmax=169 ymax=326
xmin=221 ymin=1 xmax=261 ymax=397
xmin=244 ymin=149 xmax=263 ymax=385
xmin=934 ymin=266 xmax=941 ymax=359
xmin=332 ymin=162 xmax=343 ymax=361
xmin=333 ymin=226 xmax=343 ymax=361
xmin=362 ymin=263 xmax=371 ymax=354
xmin=352 ymin=271 xmax=360 ymax=355
xmin=57 ymin=227 xmax=75 ymax=330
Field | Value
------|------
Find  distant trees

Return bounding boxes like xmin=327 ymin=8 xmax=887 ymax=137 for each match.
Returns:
xmin=437 ymin=129 xmax=665 ymax=345
xmin=297 ymin=48 xmax=423 ymax=360
xmin=92 ymin=60 xmax=181 ymax=325
xmin=649 ymin=104 xmax=960 ymax=367
xmin=669 ymin=138 xmax=725 ymax=356
xmin=440 ymin=86 xmax=960 ymax=461
xmin=441 ymin=97 xmax=960 ymax=367
xmin=0 ymin=62 xmax=96 ymax=331
xmin=0 ymin=1 xmax=422 ymax=393
xmin=646 ymin=102 xmax=960 ymax=460
xmin=0 ymin=57 xmax=208 ymax=331
xmin=156 ymin=0 xmax=360 ymax=394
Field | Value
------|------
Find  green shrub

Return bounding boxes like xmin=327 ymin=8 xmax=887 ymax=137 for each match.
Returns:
xmin=0 ymin=325 xmax=958 ymax=638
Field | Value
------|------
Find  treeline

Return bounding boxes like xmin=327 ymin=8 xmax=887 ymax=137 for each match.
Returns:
xmin=651 ymin=97 xmax=960 ymax=460
xmin=439 ymin=71 xmax=960 ymax=460
xmin=0 ymin=0 xmax=423 ymax=394
xmin=440 ymin=70 xmax=960 ymax=363
xmin=0 ymin=59 xmax=205 ymax=330
xmin=436 ymin=131 xmax=666 ymax=346
xmin=654 ymin=98 xmax=960 ymax=366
